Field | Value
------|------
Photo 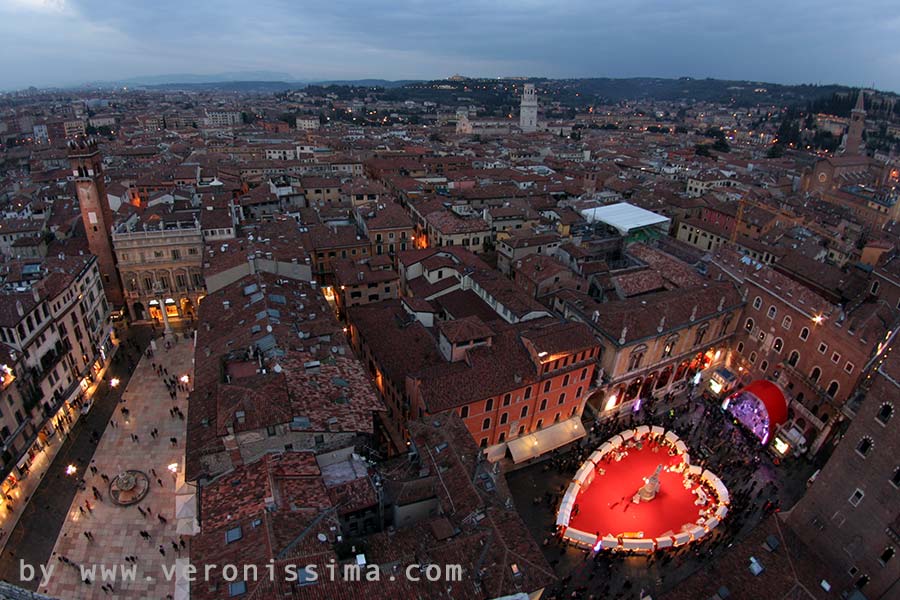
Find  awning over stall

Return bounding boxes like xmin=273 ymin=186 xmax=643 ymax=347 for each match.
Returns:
xmin=507 ymin=417 xmax=586 ymax=464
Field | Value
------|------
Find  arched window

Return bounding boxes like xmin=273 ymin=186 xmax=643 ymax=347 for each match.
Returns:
xmin=760 ymin=360 xmax=768 ymax=372
xmin=485 ymin=398 xmax=493 ymax=412
xmin=871 ymin=281 xmax=880 ymax=295
xmin=856 ymin=436 xmax=873 ymax=457
xmin=737 ymin=342 xmax=744 ymax=354
xmin=826 ymin=381 xmax=839 ymax=398
xmin=787 ymin=350 xmax=800 ymax=367
xmin=662 ymin=334 xmax=678 ymax=358
xmin=749 ymin=351 xmax=757 ymax=364
xmin=782 ymin=316 xmax=792 ymax=330
xmin=628 ymin=345 xmax=647 ymax=371
xmin=744 ymin=318 xmax=754 ymax=333
xmin=753 ymin=296 xmax=762 ymax=310
xmin=694 ymin=324 xmax=709 ymax=347
xmin=876 ymin=403 xmax=893 ymax=425
xmin=810 ymin=366 xmax=821 ymax=383
xmin=800 ymin=327 xmax=810 ymax=341
xmin=773 ymin=338 xmax=784 ymax=353
xmin=767 ymin=306 xmax=777 ymax=319
xmin=718 ymin=314 xmax=733 ymax=337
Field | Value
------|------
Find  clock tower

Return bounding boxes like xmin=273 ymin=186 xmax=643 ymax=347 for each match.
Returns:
xmin=67 ymin=138 xmax=124 ymax=307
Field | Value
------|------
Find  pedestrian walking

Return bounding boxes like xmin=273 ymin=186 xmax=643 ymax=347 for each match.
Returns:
xmin=158 ymin=514 xmax=168 ymax=524
xmin=157 ymin=478 xmax=164 ymax=487
xmin=158 ymin=545 xmax=166 ymax=557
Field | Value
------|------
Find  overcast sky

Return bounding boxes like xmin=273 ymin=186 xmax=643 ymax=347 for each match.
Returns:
xmin=2 ymin=0 xmax=898 ymax=91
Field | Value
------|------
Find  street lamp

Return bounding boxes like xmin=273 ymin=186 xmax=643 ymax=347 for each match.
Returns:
xmin=65 ymin=465 xmax=77 ymax=476
xmin=179 ymin=375 xmax=189 ymax=384
xmin=110 ymin=377 xmax=120 ymax=388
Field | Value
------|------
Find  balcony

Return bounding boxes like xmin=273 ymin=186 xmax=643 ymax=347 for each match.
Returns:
xmin=780 ymin=361 xmax=837 ymax=405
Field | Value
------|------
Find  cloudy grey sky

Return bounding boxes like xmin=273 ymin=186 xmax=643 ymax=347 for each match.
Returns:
xmin=1 ymin=0 xmax=899 ymax=91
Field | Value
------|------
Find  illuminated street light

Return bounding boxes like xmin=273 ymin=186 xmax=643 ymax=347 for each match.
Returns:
xmin=179 ymin=374 xmax=189 ymax=384
xmin=110 ymin=377 xmax=120 ymax=388
xmin=812 ymin=315 xmax=824 ymax=325
xmin=65 ymin=465 xmax=77 ymax=476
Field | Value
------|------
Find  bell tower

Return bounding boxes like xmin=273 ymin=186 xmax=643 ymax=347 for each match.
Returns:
xmin=843 ymin=90 xmax=866 ymax=156
xmin=519 ymin=84 xmax=538 ymax=133
xmin=67 ymin=138 xmax=124 ymax=306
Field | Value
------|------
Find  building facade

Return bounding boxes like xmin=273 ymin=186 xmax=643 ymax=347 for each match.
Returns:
xmin=113 ymin=219 xmax=205 ymax=325
xmin=784 ymin=353 xmax=899 ymax=599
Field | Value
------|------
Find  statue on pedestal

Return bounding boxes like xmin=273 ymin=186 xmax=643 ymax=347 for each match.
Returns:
xmin=638 ymin=464 xmax=663 ymax=502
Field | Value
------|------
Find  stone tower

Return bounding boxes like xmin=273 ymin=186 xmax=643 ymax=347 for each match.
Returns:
xmin=519 ymin=83 xmax=538 ymax=133
xmin=844 ymin=90 xmax=866 ymax=155
xmin=67 ymin=138 xmax=124 ymax=306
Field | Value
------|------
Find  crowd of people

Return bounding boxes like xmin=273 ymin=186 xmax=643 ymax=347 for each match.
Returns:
xmin=537 ymin=386 xmax=789 ymax=600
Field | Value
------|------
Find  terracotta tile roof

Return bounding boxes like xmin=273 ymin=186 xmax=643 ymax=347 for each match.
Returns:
xmin=589 ymin=281 xmax=743 ymax=346
xmin=348 ymin=300 xmax=443 ymax=389
xmin=432 ymin=288 xmax=503 ymax=323
xmin=356 ymin=201 xmax=413 ymax=230
xmin=186 ymin=271 xmax=384 ymax=480
xmin=332 ymin=258 xmax=398 ymax=287
xmin=437 ymin=315 xmax=494 ymax=344
xmin=663 ymin=516 xmax=841 ymax=600
xmin=413 ymin=319 xmax=597 ymax=413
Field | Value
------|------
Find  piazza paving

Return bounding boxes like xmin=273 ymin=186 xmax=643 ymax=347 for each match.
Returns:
xmin=40 ymin=335 xmax=193 ymax=600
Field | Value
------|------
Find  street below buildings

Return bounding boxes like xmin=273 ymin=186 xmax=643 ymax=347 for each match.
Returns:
xmin=0 ymin=324 xmax=195 ymax=598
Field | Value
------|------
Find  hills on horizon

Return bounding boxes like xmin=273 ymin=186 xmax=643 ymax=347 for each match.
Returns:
xmin=7 ymin=71 xmax=896 ymax=109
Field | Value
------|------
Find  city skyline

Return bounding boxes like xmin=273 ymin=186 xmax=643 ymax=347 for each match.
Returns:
xmin=2 ymin=0 xmax=899 ymax=92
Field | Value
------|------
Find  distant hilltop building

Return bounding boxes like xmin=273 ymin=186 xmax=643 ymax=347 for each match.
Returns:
xmin=519 ymin=83 xmax=538 ymax=132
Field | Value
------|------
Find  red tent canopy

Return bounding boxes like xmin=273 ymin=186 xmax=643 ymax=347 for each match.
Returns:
xmin=741 ymin=380 xmax=788 ymax=436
